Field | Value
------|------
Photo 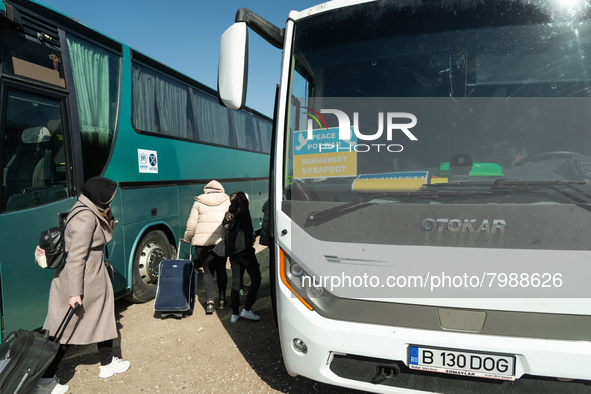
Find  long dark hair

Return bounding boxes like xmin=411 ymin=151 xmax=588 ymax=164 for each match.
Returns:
xmin=224 ymin=192 xmax=249 ymax=231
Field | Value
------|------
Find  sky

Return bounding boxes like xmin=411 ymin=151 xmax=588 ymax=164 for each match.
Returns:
xmin=38 ymin=0 xmax=322 ymax=117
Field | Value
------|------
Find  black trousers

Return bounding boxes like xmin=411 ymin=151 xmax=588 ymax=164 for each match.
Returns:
xmin=230 ymin=247 xmax=261 ymax=315
xmin=194 ymin=245 xmax=228 ymax=302
xmin=43 ymin=339 xmax=113 ymax=378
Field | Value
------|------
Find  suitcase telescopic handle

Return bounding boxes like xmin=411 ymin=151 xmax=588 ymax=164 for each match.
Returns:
xmin=53 ymin=302 xmax=79 ymax=344
xmin=178 ymin=238 xmax=192 ymax=260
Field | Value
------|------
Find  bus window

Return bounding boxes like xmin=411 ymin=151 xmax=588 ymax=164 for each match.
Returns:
xmin=1 ymin=28 xmax=66 ymax=88
xmin=233 ymin=111 xmax=260 ymax=151
xmin=66 ymin=34 xmax=121 ymax=180
xmin=132 ymin=63 xmax=195 ymax=140
xmin=193 ymin=90 xmax=235 ymax=147
xmin=2 ymin=91 xmax=69 ymax=212
xmin=257 ymin=118 xmax=272 ymax=153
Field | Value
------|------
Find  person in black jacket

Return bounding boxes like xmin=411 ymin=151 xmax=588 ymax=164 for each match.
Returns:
xmin=223 ymin=192 xmax=262 ymax=322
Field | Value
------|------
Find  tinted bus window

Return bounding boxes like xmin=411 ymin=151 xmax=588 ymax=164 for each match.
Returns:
xmin=67 ymin=34 xmax=120 ymax=180
xmin=193 ymin=90 xmax=234 ymax=147
xmin=132 ymin=63 xmax=195 ymax=139
xmin=2 ymin=91 xmax=69 ymax=212
xmin=233 ymin=111 xmax=260 ymax=151
xmin=257 ymin=119 xmax=272 ymax=153
xmin=1 ymin=29 xmax=66 ymax=88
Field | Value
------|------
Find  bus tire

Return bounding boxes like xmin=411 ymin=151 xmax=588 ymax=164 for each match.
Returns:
xmin=127 ymin=230 xmax=172 ymax=303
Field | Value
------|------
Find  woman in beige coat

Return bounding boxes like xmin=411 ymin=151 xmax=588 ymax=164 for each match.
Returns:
xmin=34 ymin=177 xmax=130 ymax=394
xmin=184 ymin=180 xmax=230 ymax=314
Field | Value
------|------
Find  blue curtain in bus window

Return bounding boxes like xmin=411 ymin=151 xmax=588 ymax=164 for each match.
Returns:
xmin=66 ymin=34 xmax=120 ymax=179
xmin=233 ymin=111 xmax=261 ymax=151
xmin=132 ymin=64 xmax=193 ymax=139
xmin=193 ymin=91 xmax=234 ymax=146
xmin=257 ymin=120 xmax=272 ymax=153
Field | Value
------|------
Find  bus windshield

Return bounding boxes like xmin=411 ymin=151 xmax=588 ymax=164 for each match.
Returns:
xmin=286 ymin=0 xmax=591 ymax=210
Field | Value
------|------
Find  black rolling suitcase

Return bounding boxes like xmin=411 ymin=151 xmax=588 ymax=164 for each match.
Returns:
xmin=154 ymin=239 xmax=197 ymax=318
xmin=0 ymin=305 xmax=77 ymax=394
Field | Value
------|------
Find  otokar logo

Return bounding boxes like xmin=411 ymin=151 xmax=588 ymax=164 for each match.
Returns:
xmin=305 ymin=108 xmax=417 ymax=153
xmin=421 ymin=218 xmax=506 ymax=234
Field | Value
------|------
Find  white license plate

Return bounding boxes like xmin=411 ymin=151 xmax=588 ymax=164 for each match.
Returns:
xmin=408 ymin=345 xmax=516 ymax=381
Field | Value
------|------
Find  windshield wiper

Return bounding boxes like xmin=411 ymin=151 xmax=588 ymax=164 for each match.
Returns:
xmin=305 ymin=179 xmax=591 ymax=226
xmin=306 ymin=189 xmax=509 ymax=226
xmin=424 ymin=178 xmax=591 ymax=199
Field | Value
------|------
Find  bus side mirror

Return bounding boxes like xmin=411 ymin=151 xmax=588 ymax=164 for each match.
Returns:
xmin=218 ymin=22 xmax=248 ymax=110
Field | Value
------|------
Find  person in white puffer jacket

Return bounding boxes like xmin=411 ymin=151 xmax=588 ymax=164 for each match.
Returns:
xmin=183 ymin=180 xmax=230 ymax=314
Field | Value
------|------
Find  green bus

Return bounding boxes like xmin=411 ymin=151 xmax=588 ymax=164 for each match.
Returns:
xmin=0 ymin=0 xmax=272 ymax=340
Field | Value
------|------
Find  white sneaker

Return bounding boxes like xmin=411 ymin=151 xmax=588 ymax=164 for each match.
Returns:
xmin=99 ymin=356 xmax=130 ymax=378
xmin=240 ymin=309 xmax=261 ymax=321
xmin=231 ymin=314 xmax=240 ymax=323
xmin=32 ymin=377 xmax=69 ymax=394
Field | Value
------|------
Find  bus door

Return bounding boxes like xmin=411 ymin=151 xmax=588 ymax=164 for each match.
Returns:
xmin=0 ymin=86 xmax=76 ymax=338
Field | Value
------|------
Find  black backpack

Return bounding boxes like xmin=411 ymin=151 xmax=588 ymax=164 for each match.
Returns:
xmin=38 ymin=207 xmax=89 ymax=269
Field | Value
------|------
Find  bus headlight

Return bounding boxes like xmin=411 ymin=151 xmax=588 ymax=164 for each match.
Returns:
xmin=279 ymin=248 xmax=315 ymax=310
xmin=279 ymin=248 xmax=336 ymax=309
xmin=290 ymin=262 xmax=304 ymax=277
xmin=308 ymin=283 xmax=324 ymax=298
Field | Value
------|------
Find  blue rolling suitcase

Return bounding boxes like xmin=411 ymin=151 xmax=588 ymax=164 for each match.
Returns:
xmin=154 ymin=240 xmax=197 ymax=318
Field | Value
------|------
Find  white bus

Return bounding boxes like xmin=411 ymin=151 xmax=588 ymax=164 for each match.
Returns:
xmin=218 ymin=1 xmax=591 ymax=393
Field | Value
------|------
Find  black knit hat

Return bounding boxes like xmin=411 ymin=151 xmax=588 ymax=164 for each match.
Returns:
xmin=81 ymin=176 xmax=117 ymax=210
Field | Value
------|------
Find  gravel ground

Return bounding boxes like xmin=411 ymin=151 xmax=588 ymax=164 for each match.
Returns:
xmin=50 ymin=240 xmax=591 ymax=394
xmin=54 ymin=239 xmax=368 ymax=394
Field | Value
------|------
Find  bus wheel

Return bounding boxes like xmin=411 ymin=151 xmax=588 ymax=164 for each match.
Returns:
xmin=128 ymin=230 xmax=172 ymax=302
